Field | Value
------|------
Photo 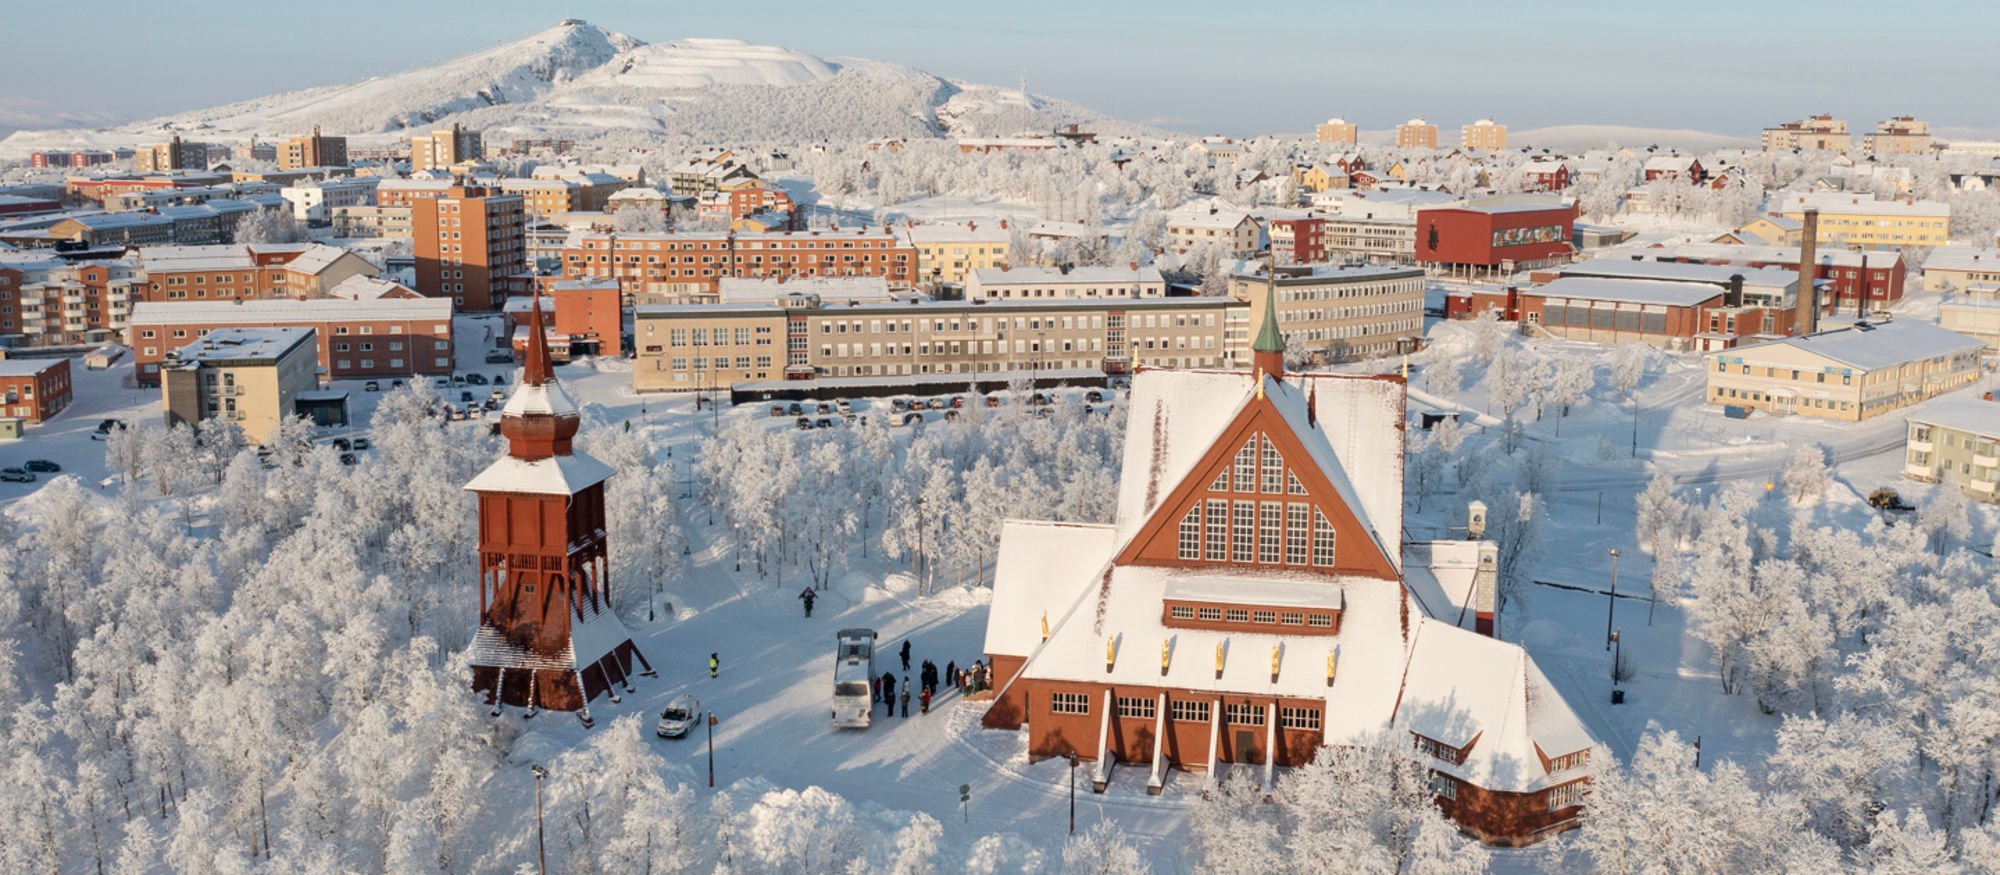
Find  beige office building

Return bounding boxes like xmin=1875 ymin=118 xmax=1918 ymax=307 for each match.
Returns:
xmin=1863 ymin=116 xmax=1932 ymax=156
xmin=1316 ymin=118 xmax=1358 ymax=145
xmin=1772 ymin=192 xmax=1950 ymax=249
xmin=1705 ymin=320 xmax=1982 ymax=422
xmin=632 ymin=294 xmax=1247 ymax=392
xmin=1397 ymin=119 xmax=1439 ymax=150
xmin=1227 ymin=264 xmax=1427 ymax=362
xmin=1761 ymin=115 xmax=1850 ymax=152
xmin=160 ymin=326 xmax=320 ymax=443
xmin=964 ymin=265 xmax=1166 ymax=300
xmin=1460 ymin=119 xmax=1507 ymax=152
xmin=1905 ymin=397 xmax=2000 ymax=501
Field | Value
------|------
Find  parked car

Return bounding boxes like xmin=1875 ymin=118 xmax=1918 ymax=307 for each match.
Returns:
xmin=770 ymin=404 xmax=788 ymax=418
xmin=787 ymin=402 xmax=803 ymax=416
xmin=23 ymin=459 xmax=60 ymax=473
xmin=985 ymin=395 xmax=1001 ymax=409
xmin=332 ymin=438 xmax=352 ymax=451
xmin=451 ymin=375 xmax=465 ymax=386
xmin=490 ymin=389 xmax=506 ymax=402
xmin=364 ymin=381 xmax=381 ymax=392
xmin=815 ymin=417 xmax=834 ymax=429
xmin=391 ymin=379 xmax=405 ymax=389
xmin=816 ymin=402 xmax=834 ymax=415
xmin=466 ymin=373 xmax=489 ymax=386
xmin=485 ymin=352 xmax=514 ymax=365
xmin=949 ymin=396 xmax=965 ymax=409
xmin=339 ymin=452 xmax=357 ymax=466
xmin=795 ymin=417 xmax=814 ymax=430
xmin=492 ymin=373 xmax=507 ymax=386
xmin=452 ymin=407 xmax=470 ymax=421
xmin=0 ymin=468 xmax=34 ymax=483
xmin=483 ymin=399 xmax=500 ymax=412
xmin=351 ymin=438 xmax=371 ymax=451
xmin=926 ymin=398 xmax=946 ymax=410
xmin=97 ymin=418 xmax=124 ymax=433
xmin=655 ymin=694 xmax=702 ymax=739
xmin=944 ymin=409 xmax=959 ymax=422
xmin=433 ymin=378 xmax=451 ymax=389
xmin=1086 ymin=390 xmax=1104 ymax=403
xmin=891 ymin=399 xmax=910 ymax=413
xmin=835 ymin=399 xmax=852 ymax=414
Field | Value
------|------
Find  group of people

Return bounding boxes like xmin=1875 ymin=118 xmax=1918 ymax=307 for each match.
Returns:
xmin=869 ymin=640 xmax=995 ymax=719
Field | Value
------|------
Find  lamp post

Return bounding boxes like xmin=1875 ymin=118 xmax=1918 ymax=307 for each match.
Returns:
xmin=1630 ymin=393 xmax=1639 ymax=458
xmin=707 ymin=712 xmax=718 ymax=788
xmin=1066 ymin=754 xmax=1079 ymax=836
xmin=1605 ymin=548 xmax=1621 ymax=651
xmin=530 ymin=765 xmax=548 ymax=875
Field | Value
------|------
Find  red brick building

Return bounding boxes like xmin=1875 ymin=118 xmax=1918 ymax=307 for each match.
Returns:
xmin=1415 ymin=199 xmax=1577 ymax=279
xmin=1641 ymin=243 xmax=1906 ymax=314
xmin=128 ymin=296 xmax=455 ymax=385
xmin=414 ymin=185 xmax=528 ymax=311
xmin=0 ymin=358 xmax=73 ymax=423
xmin=136 ymin=243 xmax=380 ymax=303
xmin=505 ymin=278 xmax=625 ymax=358
xmin=0 ymin=257 xmax=144 ymax=348
xmin=560 ymin=228 xmax=918 ymax=304
xmin=980 ymin=313 xmax=1595 ymax=845
xmin=465 ymin=298 xmax=650 ymax=718
xmin=1267 ymin=217 xmax=1328 ymax=264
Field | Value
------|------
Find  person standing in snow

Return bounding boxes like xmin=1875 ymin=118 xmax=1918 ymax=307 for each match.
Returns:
xmin=900 ymin=678 xmax=911 ymax=717
xmin=945 ymin=660 xmax=957 ymax=695
xmin=920 ymin=686 xmax=931 ymax=715
xmin=900 ymin=640 xmax=912 ymax=671
xmin=798 ymin=586 xmax=817 ymax=618
xmin=872 ymin=674 xmax=881 ymax=703
xmin=882 ymin=672 xmax=896 ymax=716
xmin=709 ymin=652 xmax=719 ymax=679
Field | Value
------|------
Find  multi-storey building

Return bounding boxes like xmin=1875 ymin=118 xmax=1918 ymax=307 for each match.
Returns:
xmin=411 ymin=124 xmax=484 ymax=172
xmin=561 ymin=229 xmax=918 ymax=305
xmin=130 ymin=296 xmax=453 ymax=385
xmin=1266 ymin=217 xmax=1328 ymax=264
xmin=1705 ymin=320 xmax=1982 ymax=421
xmin=695 ymin=183 xmax=796 ymax=228
xmin=502 ymin=277 xmax=624 ymax=358
xmin=1862 ymin=116 xmax=1932 ymax=156
xmin=1761 ymin=114 xmax=1850 ymax=152
xmin=44 ymin=212 xmax=177 ymax=248
xmin=1315 ymin=117 xmax=1358 ymax=145
xmin=374 ymin=178 xmax=455 ymax=208
xmin=279 ymin=177 xmax=380 ymax=224
xmin=0 ymin=358 xmax=72 ymax=424
xmin=1227 ymin=265 xmax=1426 ymax=362
xmin=1923 ymin=249 xmax=2000 ymax=293
xmin=904 ymin=221 xmax=1011 ymax=287
xmin=668 ymin=152 xmax=759 ymax=193
xmin=330 ymin=204 xmax=413 ymax=238
xmin=965 ymin=265 xmax=1165 ymax=301
xmin=159 ymin=326 xmax=320 ymax=442
xmin=1460 ymin=118 xmax=1507 ymax=151
xmin=1396 ymin=119 xmax=1438 ymax=149
xmin=631 ymin=293 xmax=1246 ymax=391
xmin=413 ymin=185 xmax=527 ymax=310
xmin=1167 ymin=205 xmax=1260 ymax=256
xmin=1771 ymin=193 xmax=1950 ymax=249
xmin=1321 ymin=214 xmax=1416 ymax=264
xmin=136 ymin=243 xmax=379 ymax=303
xmin=1904 ymin=398 xmax=2000 ymax=501
xmin=136 ymin=136 xmax=212 ymax=173
xmin=2 ymin=257 xmax=142 ymax=347
xmin=1415 ymin=196 xmax=1578 ymax=279
xmin=278 ymin=127 xmax=347 ymax=170
xmin=1639 ymin=243 xmax=1906 ymax=313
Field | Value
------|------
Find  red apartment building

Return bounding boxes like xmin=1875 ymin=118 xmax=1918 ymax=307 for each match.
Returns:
xmin=1267 ymin=217 xmax=1328 ymax=264
xmin=128 ymin=297 xmax=455 ymax=384
xmin=505 ymin=277 xmax=624 ymax=358
xmin=0 ymin=257 xmax=143 ymax=348
xmin=413 ymin=185 xmax=528 ymax=311
xmin=1415 ymin=199 xmax=1577 ymax=279
xmin=561 ymin=228 xmax=918 ymax=303
xmin=695 ymin=183 xmax=798 ymax=226
xmin=0 ymin=358 xmax=73 ymax=423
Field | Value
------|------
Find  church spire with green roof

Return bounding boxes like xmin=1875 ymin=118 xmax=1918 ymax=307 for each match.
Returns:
xmin=1253 ymin=265 xmax=1285 ymax=380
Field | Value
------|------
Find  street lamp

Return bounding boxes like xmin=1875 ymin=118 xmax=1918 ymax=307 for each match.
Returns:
xmin=1066 ymin=754 xmax=1079 ymax=836
xmin=1630 ymin=393 xmax=1639 ymax=458
xmin=707 ymin=711 xmax=719 ymax=788
xmin=530 ymin=765 xmax=549 ymax=875
xmin=1609 ymin=629 xmax=1624 ymax=704
xmin=1605 ymin=548 xmax=1622 ymax=651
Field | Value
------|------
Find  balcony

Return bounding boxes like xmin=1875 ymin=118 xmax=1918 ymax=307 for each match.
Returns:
xmin=1971 ymin=479 xmax=1997 ymax=496
xmin=1904 ymin=463 xmax=1938 ymax=482
xmin=1908 ymin=439 xmax=1934 ymax=453
xmin=1977 ymin=454 xmax=2000 ymax=469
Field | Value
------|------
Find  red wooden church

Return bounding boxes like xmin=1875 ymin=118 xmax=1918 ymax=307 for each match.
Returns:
xmin=981 ymin=289 xmax=1596 ymax=845
xmin=466 ymin=292 xmax=651 ymax=724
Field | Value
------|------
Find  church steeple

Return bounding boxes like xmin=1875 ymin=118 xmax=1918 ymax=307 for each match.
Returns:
xmin=499 ymin=287 xmax=578 ymax=460
xmin=1253 ymin=266 xmax=1286 ymax=380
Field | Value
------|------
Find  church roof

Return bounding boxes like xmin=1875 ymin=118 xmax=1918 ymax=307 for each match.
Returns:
xmin=463 ymin=453 xmax=612 ymax=496
xmin=1253 ymin=282 xmax=1285 ymax=354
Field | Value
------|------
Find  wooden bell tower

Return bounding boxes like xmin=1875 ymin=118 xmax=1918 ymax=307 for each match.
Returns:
xmin=464 ymin=290 xmax=650 ymax=724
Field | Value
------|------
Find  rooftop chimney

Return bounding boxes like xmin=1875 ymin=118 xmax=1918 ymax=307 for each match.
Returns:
xmin=1795 ymin=209 xmax=1819 ymax=336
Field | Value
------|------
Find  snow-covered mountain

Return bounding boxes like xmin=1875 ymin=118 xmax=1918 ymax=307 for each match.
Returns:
xmin=0 ymin=21 xmax=1149 ymax=156
xmin=1508 ymin=125 xmax=1751 ymax=152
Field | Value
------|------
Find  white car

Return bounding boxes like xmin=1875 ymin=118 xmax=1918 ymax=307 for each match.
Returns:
xmin=655 ymin=694 xmax=702 ymax=739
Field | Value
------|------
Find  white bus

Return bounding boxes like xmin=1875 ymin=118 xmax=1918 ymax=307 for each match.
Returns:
xmin=833 ymin=628 xmax=877 ymax=728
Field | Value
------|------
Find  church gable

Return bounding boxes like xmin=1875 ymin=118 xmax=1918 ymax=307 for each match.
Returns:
xmin=1115 ymin=396 xmax=1398 ymax=579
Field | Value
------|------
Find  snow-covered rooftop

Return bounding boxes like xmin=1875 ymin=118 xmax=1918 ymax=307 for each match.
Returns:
xmin=129 ymin=296 xmax=449 ymax=326
xmin=1720 ymin=320 xmax=1984 ymax=371
xmin=1906 ymin=395 xmax=2000 ymax=438
xmin=462 ymin=452 xmax=611 ymax=496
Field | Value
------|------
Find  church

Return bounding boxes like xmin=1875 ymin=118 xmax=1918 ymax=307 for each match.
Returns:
xmin=980 ymin=292 xmax=1595 ymax=845
xmin=464 ymin=291 xmax=651 ymax=724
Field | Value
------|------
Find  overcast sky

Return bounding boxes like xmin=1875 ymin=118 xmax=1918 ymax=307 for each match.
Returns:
xmin=12 ymin=0 xmax=1995 ymax=136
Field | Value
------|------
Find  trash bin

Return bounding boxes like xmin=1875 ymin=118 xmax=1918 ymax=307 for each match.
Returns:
xmin=1610 ymin=689 xmax=1625 ymax=705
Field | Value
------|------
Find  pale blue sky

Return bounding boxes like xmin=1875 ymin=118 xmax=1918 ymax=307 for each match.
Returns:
xmin=13 ymin=0 xmax=1996 ymax=136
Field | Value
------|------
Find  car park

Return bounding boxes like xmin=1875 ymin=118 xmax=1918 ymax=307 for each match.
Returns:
xmin=24 ymin=459 xmax=60 ymax=473
xmin=0 ymin=468 xmax=34 ymax=483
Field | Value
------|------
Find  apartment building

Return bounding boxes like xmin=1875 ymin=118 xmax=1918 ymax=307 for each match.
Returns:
xmin=1166 ymin=205 xmax=1260 ymax=255
xmin=136 ymin=243 xmax=379 ymax=303
xmin=411 ymin=124 xmax=483 ymax=172
xmin=1761 ymin=115 xmax=1850 ymax=152
xmin=130 ymin=297 xmax=454 ymax=385
xmin=502 ymin=278 xmax=623 ymax=358
xmin=1922 ymin=249 xmax=2000 ymax=293
xmin=159 ymin=327 xmax=320 ymax=443
xmin=1863 ymin=116 xmax=1932 ymax=156
xmin=1904 ymin=398 xmax=2000 ymax=501
xmin=0 ymin=358 xmax=72 ymax=424
xmin=278 ymin=127 xmax=347 ymax=170
xmin=1321 ymin=215 xmax=1417 ymax=264
xmin=136 ymin=136 xmax=212 ymax=173
xmin=1705 ymin=320 xmax=1981 ymax=421
xmin=499 ymin=172 xmax=640 ymax=218
xmin=1315 ymin=117 xmax=1358 ymax=145
xmin=330 ymin=204 xmax=412 ymax=238
xmin=965 ymin=265 xmax=1165 ymax=301
xmin=44 ymin=212 xmax=177 ymax=248
xmin=1267 ymin=217 xmax=1328 ymax=264
xmin=668 ymin=153 xmax=759 ymax=193
xmin=1397 ymin=119 xmax=1439 ymax=149
xmin=413 ymin=185 xmax=527 ymax=311
xmin=2 ymin=258 xmax=142 ymax=347
xmin=1772 ymin=193 xmax=1950 ymax=249
xmin=1640 ymin=243 xmax=1906 ymax=312
xmin=1227 ymin=265 xmax=1426 ymax=362
xmin=279 ymin=176 xmax=380 ymax=224
xmin=631 ymin=294 xmax=1247 ymax=392
xmin=1461 ymin=119 xmax=1507 ymax=152
xmin=375 ymin=178 xmax=455 ymax=208
xmin=904 ymin=221 xmax=1012 ymax=287
xmin=560 ymin=229 xmax=918 ymax=305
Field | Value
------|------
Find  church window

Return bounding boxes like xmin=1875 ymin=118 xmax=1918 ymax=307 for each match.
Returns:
xmin=1285 ymin=503 xmax=1311 ymax=565
xmin=1546 ymin=780 xmax=1586 ymax=811
xmin=1312 ymin=509 xmax=1336 ymax=566
xmin=1252 ymin=610 xmax=1277 ymax=624
xmin=1287 ymin=471 xmax=1307 ymax=495
xmin=1210 ymin=470 xmax=1229 ymax=492
xmin=1307 ymin=613 xmax=1333 ymax=628
xmin=1281 ymin=706 xmax=1322 ymax=731
xmin=1226 ymin=608 xmax=1249 ymax=623
xmin=1117 ymin=696 xmax=1156 ymax=719
xmin=1177 ymin=508 xmax=1201 ymax=560
xmin=1259 ymin=502 xmax=1283 ymax=563
xmin=1170 ymin=605 xmax=1195 ymax=620
xmin=1170 ymin=700 xmax=1212 ymax=723
xmin=1198 ymin=606 xmax=1222 ymax=621
xmin=1051 ymin=692 xmax=1090 ymax=715
xmin=1224 ymin=702 xmax=1266 ymax=725
xmin=1280 ymin=612 xmax=1304 ymax=626
xmin=1204 ymin=500 xmax=1228 ymax=560
xmin=1232 ymin=501 xmax=1255 ymax=562
xmin=1233 ymin=438 xmax=1258 ymax=491
xmin=1261 ymin=436 xmax=1284 ymax=493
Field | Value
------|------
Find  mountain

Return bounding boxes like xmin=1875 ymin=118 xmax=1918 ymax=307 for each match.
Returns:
xmin=1507 ymin=125 xmax=1752 ymax=152
xmin=0 ymin=22 xmax=1150 ymax=156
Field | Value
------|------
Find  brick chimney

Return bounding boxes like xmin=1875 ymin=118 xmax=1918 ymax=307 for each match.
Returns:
xmin=1795 ymin=209 xmax=1819 ymax=336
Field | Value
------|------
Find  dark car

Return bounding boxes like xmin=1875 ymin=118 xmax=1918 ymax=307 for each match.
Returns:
xmin=0 ymin=468 xmax=33 ymax=483
xmin=815 ymin=417 xmax=833 ymax=429
xmin=891 ymin=399 xmax=910 ymax=413
xmin=944 ymin=409 xmax=959 ymax=422
xmin=817 ymin=402 xmax=834 ymax=414
xmin=795 ymin=417 xmax=814 ymax=430
xmin=466 ymin=373 xmax=489 ymax=385
xmin=97 ymin=418 xmax=124 ymax=433
xmin=492 ymin=373 xmax=507 ymax=386
xmin=1086 ymin=390 xmax=1104 ymax=403
xmin=351 ymin=438 xmax=371 ymax=451
xmin=949 ymin=396 xmax=965 ymax=409
xmin=23 ymin=459 xmax=60 ymax=473
xmin=787 ymin=402 xmax=803 ymax=416
xmin=461 ymin=390 xmax=476 ymax=403
xmin=483 ymin=399 xmax=501 ymax=412
xmin=339 ymin=453 xmax=357 ymax=466
xmin=332 ymin=438 xmax=352 ymax=451
xmin=770 ymin=404 xmax=787 ymax=418
xmin=391 ymin=379 xmax=405 ymax=389
xmin=364 ymin=381 xmax=382 ymax=392
xmin=485 ymin=352 xmax=514 ymax=365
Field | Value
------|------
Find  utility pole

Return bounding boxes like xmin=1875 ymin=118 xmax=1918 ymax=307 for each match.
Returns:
xmin=1605 ymin=548 xmax=1621 ymax=650
xmin=531 ymin=765 xmax=548 ymax=875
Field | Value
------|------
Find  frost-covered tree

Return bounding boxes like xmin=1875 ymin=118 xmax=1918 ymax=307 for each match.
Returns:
xmin=1062 ymin=821 xmax=1149 ymax=875
xmin=233 ymin=209 xmax=306 ymax=245
xmin=1779 ymin=444 xmax=1831 ymax=506
xmin=1916 ymin=486 xmax=1971 ymax=554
